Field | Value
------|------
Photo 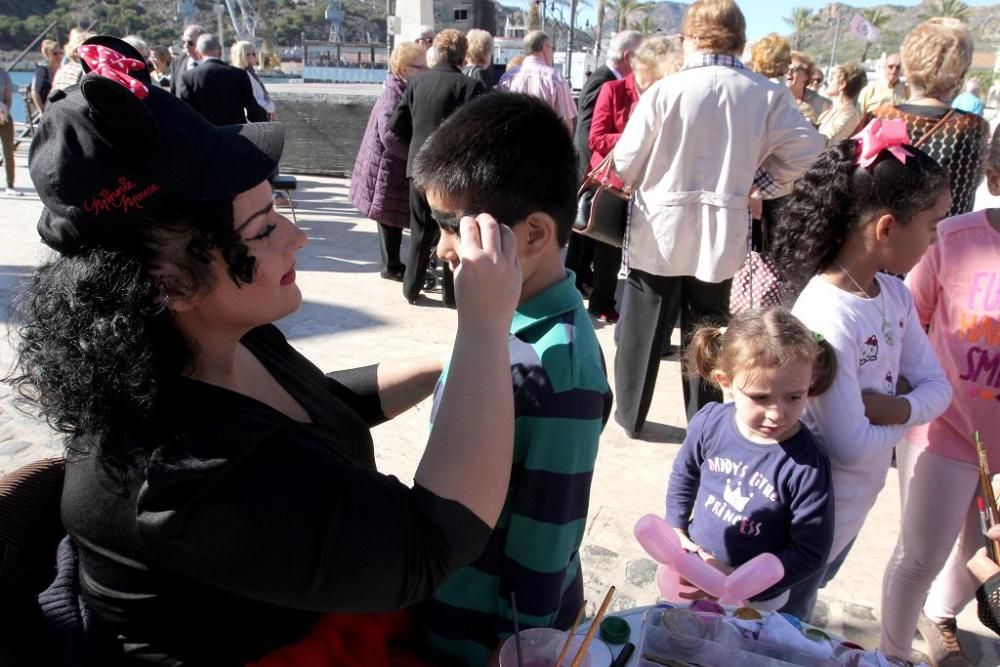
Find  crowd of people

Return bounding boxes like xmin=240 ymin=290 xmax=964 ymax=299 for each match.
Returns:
xmin=3 ymin=23 xmax=282 ymax=203
xmin=4 ymin=0 xmax=1000 ymax=665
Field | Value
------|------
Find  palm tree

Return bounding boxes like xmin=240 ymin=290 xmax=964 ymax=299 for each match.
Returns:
xmin=859 ymin=9 xmax=890 ymax=63
xmin=630 ymin=15 xmax=658 ymax=37
xmin=921 ymin=0 xmax=970 ymax=21
xmin=528 ymin=0 xmax=541 ymax=30
xmin=609 ymin=0 xmax=654 ymax=33
xmin=783 ymin=7 xmax=815 ymax=51
xmin=594 ymin=0 xmax=606 ymax=60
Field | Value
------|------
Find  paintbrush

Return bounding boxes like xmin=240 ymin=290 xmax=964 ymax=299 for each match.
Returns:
xmin=511 ymin=592 xmax=524 ymax=667
xmin=976 ymin=432 xmax=1000 ymax=562
xmin=554 ymin=601 xmax=586 ymax=667
xmin=570 ymin=586 xmax=615 ymax=667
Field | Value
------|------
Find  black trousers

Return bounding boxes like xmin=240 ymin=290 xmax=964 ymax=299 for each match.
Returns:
xmin=404 ymin=183 xmax=454 ymax=305
xmin=614 ymin=269 xmax=732 ymax=433
xmin=564 ymin=234 xmax=623 ymax=313
xmin=377 ymin=223 xmax=404 ymax=272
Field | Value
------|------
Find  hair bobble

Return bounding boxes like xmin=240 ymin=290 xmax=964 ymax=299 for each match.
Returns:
xmin=852 ymin=118 xmax=912 ymax=168
xmin=813 ymin=331 xmax=825 ymax=343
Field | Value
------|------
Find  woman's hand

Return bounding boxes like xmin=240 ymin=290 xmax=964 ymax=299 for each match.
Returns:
xmin=452 ymin=214 xmax=521 ymax=335
xmin=967 ymin=524 xmax=1000 ymax=585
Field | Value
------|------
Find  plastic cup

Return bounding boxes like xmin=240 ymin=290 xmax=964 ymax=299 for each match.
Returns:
xmin=497 ymin=628 xmax=594 ymax=667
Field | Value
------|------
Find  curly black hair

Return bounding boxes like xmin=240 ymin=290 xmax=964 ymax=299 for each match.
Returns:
xmin=6 ymin=199 xmax=254 ymax=476
xmin=771 ymin=140 xmax=949 ymax=289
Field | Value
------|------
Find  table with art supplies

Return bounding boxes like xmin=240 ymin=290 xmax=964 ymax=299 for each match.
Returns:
xmin=573 ymin=601 xmax=887 ymax=667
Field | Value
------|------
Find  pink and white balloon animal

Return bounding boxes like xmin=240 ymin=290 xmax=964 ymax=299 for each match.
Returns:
xmin=634 ymin=514 xmax=784 ymax=606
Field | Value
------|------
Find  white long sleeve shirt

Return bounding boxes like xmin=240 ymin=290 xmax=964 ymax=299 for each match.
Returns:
xmin=792 ymin=274 xmax=952 ymax=559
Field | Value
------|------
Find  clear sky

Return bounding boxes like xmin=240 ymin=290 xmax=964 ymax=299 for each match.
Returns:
xmin=570 ymin=0 xmax=997 ymax=42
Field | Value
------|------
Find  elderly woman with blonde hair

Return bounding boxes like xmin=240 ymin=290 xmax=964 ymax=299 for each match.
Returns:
xmin=749 ymin=32 xmax=790 ymax=82
xmin=872 ymin=17 xmax=989 ymax=216
xmin=463 ymin=28 xmax=495 ymax=89
xmin=350 ymin=42 xmax=428 ymax=281
xmin=231 ymin=40 xmax=277 ymax=121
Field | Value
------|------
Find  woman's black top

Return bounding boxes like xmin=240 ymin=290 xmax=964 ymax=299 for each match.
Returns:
xmin=31 ymin=64 xmax=52 ymax=109
xmin=61 ymin=324 xmax=490 ymax=665
xmin=978 ymin=573 xmax=1000 ymax=636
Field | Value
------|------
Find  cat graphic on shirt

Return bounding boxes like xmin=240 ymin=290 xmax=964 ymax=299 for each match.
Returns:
xmin=860 ymin=334 xmax=879 ymax=366
xmin=883 ymin=371 xmax=895 ymax=395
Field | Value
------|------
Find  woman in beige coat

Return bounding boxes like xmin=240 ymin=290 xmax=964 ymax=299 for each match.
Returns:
xmin=611 ymin=0 xmax=823 ymax=436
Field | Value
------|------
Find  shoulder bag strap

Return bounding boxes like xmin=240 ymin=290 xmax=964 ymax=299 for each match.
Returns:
xmin=912 ymin=109 xmax=955 ymax=149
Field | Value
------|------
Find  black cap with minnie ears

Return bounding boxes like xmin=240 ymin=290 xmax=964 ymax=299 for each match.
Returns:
xmin=29 ymin=36 xmax=283 ymax=255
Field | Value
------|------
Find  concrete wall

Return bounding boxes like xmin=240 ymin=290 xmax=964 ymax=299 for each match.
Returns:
xmin=270 ymin=84 xmax=381 ymax=176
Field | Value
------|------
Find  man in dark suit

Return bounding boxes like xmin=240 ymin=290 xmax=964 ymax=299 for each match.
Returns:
xmin=179 ymin=33 xmax=266 ymax=126
xmin=170 ymin=24 xmax=203 ymax=98
xmin=389 ymin=28 xmax=485 ymax=307
xmin=564 ymin=31 xmax=642 ymax=319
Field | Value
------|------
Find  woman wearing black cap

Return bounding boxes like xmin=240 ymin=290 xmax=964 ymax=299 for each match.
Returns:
xmin=12 ymin=37 xmax=521 ymax=664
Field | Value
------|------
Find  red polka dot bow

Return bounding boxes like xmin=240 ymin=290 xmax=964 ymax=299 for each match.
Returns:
xmin=78 ymin=44 xmax=149 ymax=100
xmin=852 ymin=118 xmax=911 ymax=168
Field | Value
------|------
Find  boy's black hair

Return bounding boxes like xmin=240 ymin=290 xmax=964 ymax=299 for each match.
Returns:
xmin=411 ymin=92 xmax=579 ymax=246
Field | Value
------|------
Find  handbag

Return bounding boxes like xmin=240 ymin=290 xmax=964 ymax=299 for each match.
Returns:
xmin=729 ymin=212 xmax=787 ymax=315
xmin=573 ymin=152 xmax=632 ymax=248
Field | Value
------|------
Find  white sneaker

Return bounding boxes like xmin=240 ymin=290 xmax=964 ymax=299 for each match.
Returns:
xmin=5 ymin=187 xmax=20 ymax=196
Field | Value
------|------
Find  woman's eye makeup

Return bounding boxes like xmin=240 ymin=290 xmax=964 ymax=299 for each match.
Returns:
xmin=247 ymin=223 xmax=277 ymax=241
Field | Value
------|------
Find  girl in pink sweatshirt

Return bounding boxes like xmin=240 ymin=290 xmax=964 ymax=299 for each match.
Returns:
xmin=881 ymin=125 xmax=1000 ymax=665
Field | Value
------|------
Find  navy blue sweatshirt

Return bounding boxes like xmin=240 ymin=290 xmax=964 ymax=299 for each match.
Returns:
xmin=666 ymin=402 xmax=834 ymax=600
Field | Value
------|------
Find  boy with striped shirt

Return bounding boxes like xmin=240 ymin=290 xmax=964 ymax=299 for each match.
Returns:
xmin=411 ymin=93 xmax=613 ymax=665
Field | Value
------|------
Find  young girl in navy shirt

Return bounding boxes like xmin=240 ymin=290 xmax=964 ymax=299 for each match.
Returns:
xmin=666 ymin=307 xmax=837 ymax=611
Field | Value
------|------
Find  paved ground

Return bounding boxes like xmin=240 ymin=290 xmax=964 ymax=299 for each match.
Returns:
xmin=0 ymin=148 xmax=998 ymax=664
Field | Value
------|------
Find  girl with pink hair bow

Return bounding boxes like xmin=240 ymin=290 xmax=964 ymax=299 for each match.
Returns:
xmin=767 ymin=119 xmax=954 ymax=621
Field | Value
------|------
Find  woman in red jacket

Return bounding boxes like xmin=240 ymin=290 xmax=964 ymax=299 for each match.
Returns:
xmin=586 ymin=36 xmax=680 ymax=324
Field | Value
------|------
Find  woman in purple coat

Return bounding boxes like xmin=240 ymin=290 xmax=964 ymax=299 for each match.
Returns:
xmin=351 ymin=42 xmax=428 ymax=281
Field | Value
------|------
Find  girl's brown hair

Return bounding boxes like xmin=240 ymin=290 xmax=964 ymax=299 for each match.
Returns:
xmin=686 ymin=307 xmax=837 ymax=396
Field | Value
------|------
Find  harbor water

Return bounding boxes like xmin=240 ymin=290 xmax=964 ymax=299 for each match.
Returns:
xmin=7 ymin=70 xmax=31 ymax=124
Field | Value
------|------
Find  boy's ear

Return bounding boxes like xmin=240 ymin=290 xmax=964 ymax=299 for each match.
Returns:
xmin=712 ymin=370 xmax=731 ymax=389
xmin=987 ymin=167 xmax=1000 ymax=197
xmin=519 ymin=212 xmax=557 ymax=258
xmin=873 ymin=212 xmax=897 ymax=242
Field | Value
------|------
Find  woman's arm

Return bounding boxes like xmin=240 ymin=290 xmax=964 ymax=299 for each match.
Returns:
xmin=375 ymin=355 xmax=443 ymax=419
xmin=376 ymin=88 xmax=409 ymax=161
xmin=413 ymin=216 xmax=521 ymax=527
xmin=758 ymin=86 xmax=825 ymax=190
xmin=588 ymin=83 xmax=623 ymax=159
xmin=138 ymin=434 xmax=494 ymax=613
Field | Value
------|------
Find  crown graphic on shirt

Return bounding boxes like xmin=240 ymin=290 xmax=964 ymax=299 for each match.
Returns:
xmin=723 ymin=479 xmax=752 ymax=512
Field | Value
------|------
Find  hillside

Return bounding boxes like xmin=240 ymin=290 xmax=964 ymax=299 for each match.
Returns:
xmin=793 ymin=2 xmax=1000 ymax=65
xmin=1 ymin=0 xmax=996 ymax=65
